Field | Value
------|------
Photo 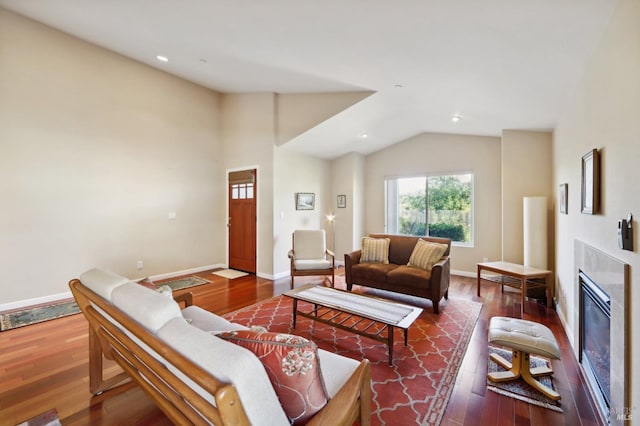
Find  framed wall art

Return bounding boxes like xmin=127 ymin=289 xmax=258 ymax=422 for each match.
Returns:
xmin=559 ymin=183 xmax=568 ymax=214
xmin=295 ymin=192 xmax=315 ymax=210
xmin=337 ymin=194 xmax=346 ymax=208
xmin=581 ymin=149 xmax=600 ymax=214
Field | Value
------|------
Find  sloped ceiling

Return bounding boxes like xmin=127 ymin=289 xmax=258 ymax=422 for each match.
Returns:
xmin=0 ymin=0 xmax=618 ymax=158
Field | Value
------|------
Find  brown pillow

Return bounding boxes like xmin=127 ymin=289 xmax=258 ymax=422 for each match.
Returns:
xmin=407 ymin=239 xmax=448 ymax=271
xmin=216 ymin=329 xmax=329 ymax=424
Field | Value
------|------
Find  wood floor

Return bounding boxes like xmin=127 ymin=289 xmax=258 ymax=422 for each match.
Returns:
xmin=0 ymin=270 xmax=604 ymax=426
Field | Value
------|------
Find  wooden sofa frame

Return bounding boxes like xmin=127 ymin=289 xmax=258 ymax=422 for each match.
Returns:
xmin=70 ymin=278 xmax=371 ymax=425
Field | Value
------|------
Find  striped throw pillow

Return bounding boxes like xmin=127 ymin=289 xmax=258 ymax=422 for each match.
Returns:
xmin=360 ymin=237 xmax=390 ymax=264
xmin=407 ymin=239 xmax=448 ymax=271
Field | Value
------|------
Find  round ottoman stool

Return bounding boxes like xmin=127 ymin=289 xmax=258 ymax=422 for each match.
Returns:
xmin=487 ymin=316 xmax=561 ymax=400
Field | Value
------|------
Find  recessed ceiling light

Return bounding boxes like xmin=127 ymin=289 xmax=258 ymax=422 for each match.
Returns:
xmin=451 ymin=115 xmax=462 ymax=123
xmin=360 ymin=132 xmax=369 ymax=139
xmin=156 ymin=55 xmax=169 ymax=62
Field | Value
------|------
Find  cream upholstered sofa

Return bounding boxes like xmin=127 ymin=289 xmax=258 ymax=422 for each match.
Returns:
xmin=344 ymin=234 xmax=451 ymax=314
xmin=70 ymin=268 xmax=370 ymax=425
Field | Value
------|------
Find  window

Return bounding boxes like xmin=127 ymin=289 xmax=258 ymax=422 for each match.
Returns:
xmin=385 ymin=173 xmax=473 ymax=245
xmin=231 ymin=183 xmax=254 ymax=199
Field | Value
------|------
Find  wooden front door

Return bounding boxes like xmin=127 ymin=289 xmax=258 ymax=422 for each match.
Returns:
xmin=228 ymin=169 xmax=256 ymax=273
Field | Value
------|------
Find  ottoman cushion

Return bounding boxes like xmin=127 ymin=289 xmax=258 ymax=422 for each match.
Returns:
xmin=488 ymin=316 xmax=560 ymax=359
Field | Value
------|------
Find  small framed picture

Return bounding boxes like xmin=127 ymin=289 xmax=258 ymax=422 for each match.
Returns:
xmin=581 ymin=149 xmax=600 ymax=214
xmin=559 ymin=183 xmax=568 ymax=214
xmin=295 ymin=193 xmax=315 ymax=210
xmin=337 ymin=194 xmax=346 ymax=208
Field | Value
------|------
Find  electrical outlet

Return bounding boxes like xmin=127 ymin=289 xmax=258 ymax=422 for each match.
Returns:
xmin=137 ymin=260 xmax=144 ymax=270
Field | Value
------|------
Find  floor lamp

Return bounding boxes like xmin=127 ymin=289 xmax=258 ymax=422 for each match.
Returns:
xmin=326 ymin=213 xmax=336 ymax=263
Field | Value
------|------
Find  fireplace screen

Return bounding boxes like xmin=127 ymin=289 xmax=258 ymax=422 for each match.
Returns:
xmin=580 ymin=271 xmax=611 ymax=413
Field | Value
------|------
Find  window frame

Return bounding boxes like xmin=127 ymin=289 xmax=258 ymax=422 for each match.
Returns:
xmin=384 ymin=171 xmax=474 ymax=248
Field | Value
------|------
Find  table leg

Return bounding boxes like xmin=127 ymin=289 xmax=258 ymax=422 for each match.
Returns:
xmin=477 ymin=265 xmax=482 ymax=297
xmin=404 ymin=329 xmax=408 ymax=346
xmin=388 ymin=326 xmax=394 ymax=365
xmin=546 ymin=274 xmax=552 ymax=308
xmin=292 ymin=299 xmax=298 ymax=328
xmin=521 ymin=277 xmax=526 ymax=316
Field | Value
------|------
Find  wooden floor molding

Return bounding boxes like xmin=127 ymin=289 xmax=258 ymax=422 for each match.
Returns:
xmin=0 ymin=270 xmax=604 ymax=425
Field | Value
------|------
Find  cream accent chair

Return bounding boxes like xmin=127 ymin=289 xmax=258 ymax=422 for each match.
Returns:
xmin=288 ymin=229 xmax=335 ymax=289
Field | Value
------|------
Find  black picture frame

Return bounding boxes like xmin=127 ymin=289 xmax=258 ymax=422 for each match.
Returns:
xmin=337 ymin=194 xmax=346 ymax=208
xmin=581 ymin=149 xmax=600 ymax=215
xmin=295 ymin=193 xmax=315 ymax=210
xmin=559 ymin=183 xmax=568 ymax=214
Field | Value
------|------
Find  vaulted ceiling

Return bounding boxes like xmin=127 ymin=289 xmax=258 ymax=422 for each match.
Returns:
xmin=0 ymin=0 xmax=617 ymax=158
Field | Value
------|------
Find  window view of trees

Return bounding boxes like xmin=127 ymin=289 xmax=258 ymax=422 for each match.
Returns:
xmin=387 ymin=174 xmax=472 ymax=243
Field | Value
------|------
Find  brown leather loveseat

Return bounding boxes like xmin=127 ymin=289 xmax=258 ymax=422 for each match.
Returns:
xmin=344 ymin=234 xmax=451 ymax=314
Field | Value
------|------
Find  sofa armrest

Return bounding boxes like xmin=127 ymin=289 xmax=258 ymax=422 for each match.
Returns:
xmin=173 ymin=292 xmax=193 ymax=308
xmin=430 ymin=256 xmax=451 ymax=302
xmin=307 ymin=359 xmax=371 ymax=426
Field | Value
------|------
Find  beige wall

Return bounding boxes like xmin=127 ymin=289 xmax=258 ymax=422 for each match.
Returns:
xmin=501 ymin=130 xmax=553 ymax=267
xmin=221 ymin=93 xmax=277 ymax=277
xmin=273 ymin=147 xmax=331 ymax=277
xmin=330 ymin=153 xmax=366 ymax=261
xmin=364 ymin=133 xmax=502 ymax=273
xmin=553 ymin=0 xmax=640 ymax=412
xmin=0 ymin=9 xmax=224 ymax=304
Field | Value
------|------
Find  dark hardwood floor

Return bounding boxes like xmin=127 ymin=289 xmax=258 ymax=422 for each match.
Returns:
xmin=0 ymin=269 xmax=604 ymax=425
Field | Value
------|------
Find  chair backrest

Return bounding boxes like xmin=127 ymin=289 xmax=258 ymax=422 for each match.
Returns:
xmin=293 ymin=230 xmax=327 ymax=260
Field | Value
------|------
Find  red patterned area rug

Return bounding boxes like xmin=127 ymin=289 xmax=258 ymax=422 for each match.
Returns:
xmin=223 ymin=290 xmax=482 ymax=425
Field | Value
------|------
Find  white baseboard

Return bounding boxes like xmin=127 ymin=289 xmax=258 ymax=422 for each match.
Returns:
xmin=0 ymin=264 xmax=226 ymax=313
xmin=148 ymin=264 xmax=225 ymax=281
xmin=451 ymin=269 xmax=476 ymax=278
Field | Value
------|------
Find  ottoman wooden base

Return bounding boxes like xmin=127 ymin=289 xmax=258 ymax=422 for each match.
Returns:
xmin=487 ymin=316 xmax=561 ymax=401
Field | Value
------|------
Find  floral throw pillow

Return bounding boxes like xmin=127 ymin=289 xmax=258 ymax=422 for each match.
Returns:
xmin=216 ymin=329 xmax=329 ymax=424
xmin=360 ymin=237 xmax=390 ymax=264
xmin=407 ymin=239 xmax=448 ymax=271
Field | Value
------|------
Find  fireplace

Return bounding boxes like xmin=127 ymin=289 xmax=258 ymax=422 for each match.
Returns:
xmin=574 ymin=240 xmax=629 ymax=425
xmin=579 ymin=271 xmax=611 ymax=420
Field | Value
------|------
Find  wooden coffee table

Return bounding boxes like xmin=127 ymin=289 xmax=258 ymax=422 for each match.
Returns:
xmin=477 ymin=261 xmax=552 ymax=316
xmin=284 ymin=285 xmax=423 ymax=364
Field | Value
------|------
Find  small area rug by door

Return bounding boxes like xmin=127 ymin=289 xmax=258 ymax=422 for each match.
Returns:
xmin=17 ymin=408 xmax=61 ymax=426
xmin=212 ymin=269 xmax=249 ymax=279
xmin=487 ymin=346 xmax=563 ymax=412
xmin=223 ymin=291 xmax=482 ymax=425
xmin=156 ymin=275 xmax=211 ymax=291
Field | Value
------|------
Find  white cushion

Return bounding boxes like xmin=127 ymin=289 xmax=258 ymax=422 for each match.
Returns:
xmin=293 ymin=230 xmax=327 ymax=260
xmin=79 ymin=268 xmax=129 ymax=301
xmin=158 ymin=318 xmax=289 ymax=426
xmin=182 ymin=305 xmax=247 ymax=332
xmin=317 ymin=349 xmax=360 ymax=398
xmin=488 ymin=316 xmax=561 ymax=359
xmin=111 ymin=283 xmax=183 ymax=333
xmin=294 ymin=259 xmax=332 ymax=271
